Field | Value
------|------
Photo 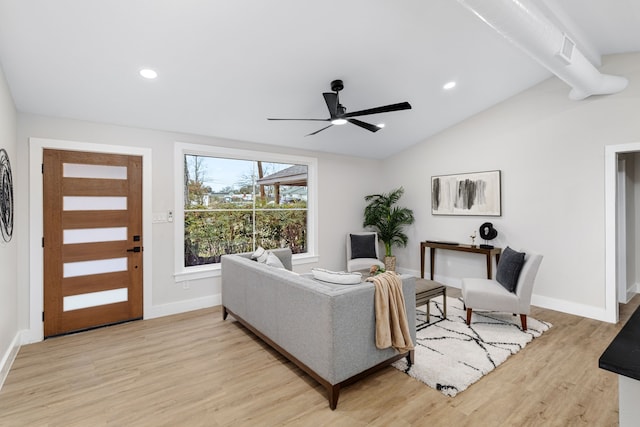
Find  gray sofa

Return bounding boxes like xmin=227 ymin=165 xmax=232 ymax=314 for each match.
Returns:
xmin=221 ymin=248 xmax=416 ymax=409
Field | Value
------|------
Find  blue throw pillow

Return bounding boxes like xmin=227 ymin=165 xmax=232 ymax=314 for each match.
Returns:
xmin=350 ymin=234 xmax=377 ymax=259
xmin=496 ymin=247 xmax=526 ymax=292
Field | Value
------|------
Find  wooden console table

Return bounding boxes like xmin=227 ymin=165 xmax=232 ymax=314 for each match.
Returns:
xmin=420 ymin=241 xmax=502 ymax=280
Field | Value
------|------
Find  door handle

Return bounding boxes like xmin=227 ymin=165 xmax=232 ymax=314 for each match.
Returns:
xmin=127 ymin=246 xmax=141 ymax=253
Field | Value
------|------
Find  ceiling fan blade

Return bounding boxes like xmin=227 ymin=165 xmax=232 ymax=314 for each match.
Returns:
xmin=306 ymin=124 xmax=333 ymax=136
xmin=323 ymin=92 xmax=338 ymax=117
xmin=348 ymin=118 xmax=381 ymax=133
xmin=343 ymin=102 xmax=412 ymax=118
xmin=267 ymin=118 xmax=330 ymax=121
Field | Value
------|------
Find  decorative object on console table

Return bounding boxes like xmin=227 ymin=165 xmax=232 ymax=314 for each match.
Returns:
xmin=431 ymin=170 xmax=501 ymax=216
xmin=479 ymin=222 xmax=498 ymax=249
xmin=363 ymin=187 xmax=415 ymax=272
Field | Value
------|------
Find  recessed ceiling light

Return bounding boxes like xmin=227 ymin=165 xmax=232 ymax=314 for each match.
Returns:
xmin=139 ymin=68 xmax=158 ymax=79
xmin=443 ymin=81 xmax=456 ymax=90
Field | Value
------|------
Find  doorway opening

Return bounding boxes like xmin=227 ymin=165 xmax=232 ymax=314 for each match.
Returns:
xmin=605 ymin=142 xmax=640 ymax=324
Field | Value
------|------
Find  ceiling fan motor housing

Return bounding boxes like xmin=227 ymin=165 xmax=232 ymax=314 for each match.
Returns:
xmin=331 ymin=79 xmax=344 ymax=92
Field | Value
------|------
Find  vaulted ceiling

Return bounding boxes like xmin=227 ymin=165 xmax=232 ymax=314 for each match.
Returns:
xmin=0 ymin=0 xmax=639 ymax=159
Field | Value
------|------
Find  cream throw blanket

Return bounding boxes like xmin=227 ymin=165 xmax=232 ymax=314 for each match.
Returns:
xmin=366 ymin=272 xmax=414 ymax=353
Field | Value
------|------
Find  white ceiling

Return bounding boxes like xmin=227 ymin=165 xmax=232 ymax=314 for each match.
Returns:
xmin=0 ymin=0 xmax=639 ymax=159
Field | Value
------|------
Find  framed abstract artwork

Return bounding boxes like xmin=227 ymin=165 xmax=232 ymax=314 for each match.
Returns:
xmin=431 ymin=170 xmax=501 ymax=216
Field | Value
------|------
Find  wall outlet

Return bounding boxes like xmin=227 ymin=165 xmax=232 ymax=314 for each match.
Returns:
xmin=168 ymin=210 xmax=174 ymax=222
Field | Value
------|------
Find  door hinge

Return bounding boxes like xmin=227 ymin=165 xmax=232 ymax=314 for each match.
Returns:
xmin=42 ymin=237 xmax=44 ymax=248
xmin=42 ymin=312 xmax=45 ymax=322
xmin=41 ymin=163 xmax=44 ymax=174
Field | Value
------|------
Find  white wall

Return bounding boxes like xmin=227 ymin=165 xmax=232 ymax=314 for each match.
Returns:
xmin=11 ymin=52 xmax=640 ymax=345
xmin=15 ymin=114 xmax=382 ymax=335
xmin=385 ymin=53 xmax=640 ymax=320
xmin=0 ymin=64 xmax=18 ymax=386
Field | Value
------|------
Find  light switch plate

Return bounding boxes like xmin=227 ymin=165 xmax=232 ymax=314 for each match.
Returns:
xmin=152 ymin=212 xmax=168 ymax=223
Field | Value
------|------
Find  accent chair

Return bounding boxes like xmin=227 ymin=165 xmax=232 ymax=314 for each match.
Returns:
xmin=461 ymin=250 xmax=543 ymax=330
xmin=346 ymin=232 xmax=385 ymax=273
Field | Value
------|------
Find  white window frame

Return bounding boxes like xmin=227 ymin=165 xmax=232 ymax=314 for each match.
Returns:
xmin=174 ymin=142 xmax=318 ymax=281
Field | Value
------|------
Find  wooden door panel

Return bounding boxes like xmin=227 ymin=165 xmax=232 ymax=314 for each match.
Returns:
xmin=62 ymin=241 xmax=129 ymax=261
xmin=62 ymin=210 xmax=129 ymax=228
xmin=55 ymin=150 xmax=130 ymax=165
xmin=63 ymin=271 xmax=130 ymax=296
xmin=43 ymin=149 xmax=143 ymax=337
xmin=62 ymin=177 xmax=128 ymax=195
xmin=60 ymin=302 xmax=132 ymax=333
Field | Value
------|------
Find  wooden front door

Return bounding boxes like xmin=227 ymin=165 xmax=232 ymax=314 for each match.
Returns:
xmin=43 ymin=149 xmax=143 ymax=337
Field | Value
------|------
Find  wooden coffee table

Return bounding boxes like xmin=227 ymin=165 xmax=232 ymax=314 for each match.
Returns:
xmin=415 ymin=278 xmax=446 ymax=321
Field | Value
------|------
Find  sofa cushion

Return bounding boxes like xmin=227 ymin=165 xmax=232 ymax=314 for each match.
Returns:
xmin=350 ymin=234 xmax=377 ymax=259
xmin=265 ymin=251 xmax=285 ymax=269
xmin=251 ymin=246 xmax=269 ymax=263
xmin=311 ymin=268 xmax=363 ymax=285
xmin=496 ymin=247 xmax=526 ymax=292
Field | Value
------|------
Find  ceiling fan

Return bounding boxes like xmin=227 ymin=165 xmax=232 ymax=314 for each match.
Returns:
xmin=267 ymin=79 xmax=411 ymax=136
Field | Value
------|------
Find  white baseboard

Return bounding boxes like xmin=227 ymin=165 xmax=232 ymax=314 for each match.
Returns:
xmin=21 ymin=328 xmax=43 ymax=345
xmin=624 ymin=283 xmax=640 ymax=304
xmin=401 ymin=270 xmax=612 ymax=323
xmin=144 ymin=294 xmax=221 ymax=319
xmin=0 ymin=332 xmax=22 ymax=391
xmin=531 ymin=294 xmax=611 ymax=323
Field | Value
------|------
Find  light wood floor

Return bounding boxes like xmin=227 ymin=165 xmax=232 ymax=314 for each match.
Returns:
xmin=1 ymin=289 xmax=638 ymax=426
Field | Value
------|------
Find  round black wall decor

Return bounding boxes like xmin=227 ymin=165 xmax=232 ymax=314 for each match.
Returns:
xmin=0 ymin=148 xmax=14 ymax=242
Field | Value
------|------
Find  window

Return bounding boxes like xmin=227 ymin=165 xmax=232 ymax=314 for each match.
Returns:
xmin=175 ymin=143 xmax=317 ymax=277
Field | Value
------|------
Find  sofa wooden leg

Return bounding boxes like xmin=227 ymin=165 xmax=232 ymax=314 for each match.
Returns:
xmin=520 ymin=314 xmax=528 ymax=331
xmin=329 ymin=384 xmax=340 ymax=410
xmin=466 ymin=308 xmax=472 ymax=325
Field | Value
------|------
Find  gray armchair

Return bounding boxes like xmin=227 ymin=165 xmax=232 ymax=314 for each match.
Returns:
xmin=461 ymin=250 xmax=543 ymax=330
xmin=346 ymin=232 xmax=385 ymax=272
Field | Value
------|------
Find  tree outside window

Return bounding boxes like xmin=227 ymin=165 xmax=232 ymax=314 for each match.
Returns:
xmin=183 ymin=154 xmax=308 ymax=267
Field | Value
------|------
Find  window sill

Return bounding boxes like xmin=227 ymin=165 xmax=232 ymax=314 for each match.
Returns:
xmin=174 ymin=265 xmax=221 ymax=282
xmin=174 ymin=253 xmax=319 ymax=282
xmin=292 ymin=253 xmax=319 ymax=265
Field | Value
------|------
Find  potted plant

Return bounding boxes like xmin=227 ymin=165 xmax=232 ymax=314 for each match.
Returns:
xmin=363 ymin=187 xmax=415 ymax=271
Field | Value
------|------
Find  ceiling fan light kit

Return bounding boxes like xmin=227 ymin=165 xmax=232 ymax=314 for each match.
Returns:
xmin=267 ymin=79 xmax=411 ymax=136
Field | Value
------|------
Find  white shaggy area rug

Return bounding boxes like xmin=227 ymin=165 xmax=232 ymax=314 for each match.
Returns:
xmin=393 ymin=296 xmax=551 ymax=397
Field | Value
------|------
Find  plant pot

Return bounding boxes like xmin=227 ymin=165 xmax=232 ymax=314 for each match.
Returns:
xmin=384 ymin=256 xmax=396 ymax=272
